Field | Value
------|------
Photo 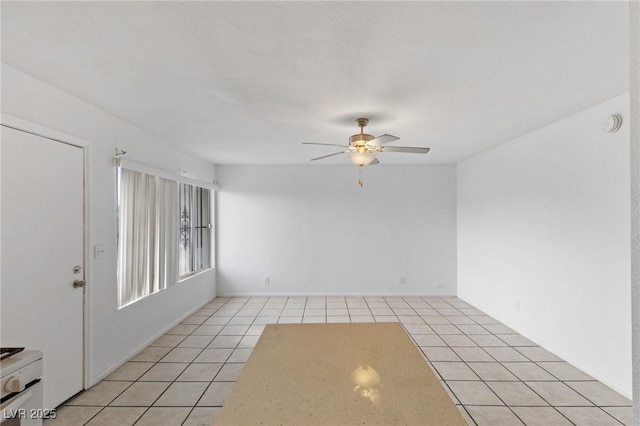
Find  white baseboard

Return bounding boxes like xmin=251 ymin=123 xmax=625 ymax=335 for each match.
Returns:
xmin=217 ymin=292 xmax=458 ymax=298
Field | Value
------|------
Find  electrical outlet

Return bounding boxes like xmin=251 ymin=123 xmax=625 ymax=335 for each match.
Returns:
xmin=264 ymin=276 xmax=270 ymax=285
xmin=94 ymin=244 xmax=106 ymax=259
xmin=515 ymin=301 xmax=521 ymax=312
xmin=397 ymin=276 xmax=405 ymax=285
xmin=433 ymin=283 xmax=442 ymax=288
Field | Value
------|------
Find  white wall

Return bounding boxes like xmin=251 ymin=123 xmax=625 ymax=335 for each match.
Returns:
xmin=217 ymin=164 xmax=457 ymax=296
xmin=1 ymin=64 xmax=217 ymax=384
xmin=457 ymin=93 xmax=631 ymax=397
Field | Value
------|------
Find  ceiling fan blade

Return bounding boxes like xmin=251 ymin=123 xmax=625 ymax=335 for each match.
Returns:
xmin=368 ymin=134 xmax=399 ymax=146
xmin=369 ymin=157 xmax=380 ymax=165
xmin=303 ymin=142 xmax=350 ymax=148
xmin=379 ymin=146 xmax=430 ymax=154
xmin=310 ymin=151 xmax=348 ymax=161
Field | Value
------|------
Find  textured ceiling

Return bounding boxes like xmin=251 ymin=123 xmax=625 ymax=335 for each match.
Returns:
xmin=1 ymin=1 xmax=630 ymax=165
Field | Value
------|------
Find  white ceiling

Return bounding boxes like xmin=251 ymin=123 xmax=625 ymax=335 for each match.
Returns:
xmin=1 ymin=1 xmax=629 ymax=165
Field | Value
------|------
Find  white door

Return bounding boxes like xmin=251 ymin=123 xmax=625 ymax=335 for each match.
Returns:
xmin=1 ymin=125 xmax=85 ymax=409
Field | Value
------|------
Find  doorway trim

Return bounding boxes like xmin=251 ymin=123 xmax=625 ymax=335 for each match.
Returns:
xmin=1 ymin=113 xmax=93 ymax=390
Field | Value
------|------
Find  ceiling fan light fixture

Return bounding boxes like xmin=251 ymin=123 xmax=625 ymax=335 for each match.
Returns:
xmin=347 ymin=151 xmax=376 ymax=166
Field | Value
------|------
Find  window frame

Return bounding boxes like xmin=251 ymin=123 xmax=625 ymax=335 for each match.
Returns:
xmin=178 ymin=182 xmax=213 ymax=280
xmin=115 ymin=158 xmax=216 ymax=308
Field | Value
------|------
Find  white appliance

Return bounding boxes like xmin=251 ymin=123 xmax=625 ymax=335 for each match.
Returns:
xmin=1 ymin=349 xmax=44 ymax=426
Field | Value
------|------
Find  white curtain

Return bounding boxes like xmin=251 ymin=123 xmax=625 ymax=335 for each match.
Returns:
xmin=117 ymin=169 xmax=178 ymax=307
xmin=155 ymin=177 xmax=178 ymax=291
xmin=117 ymin=168 xmax=154 ymax=306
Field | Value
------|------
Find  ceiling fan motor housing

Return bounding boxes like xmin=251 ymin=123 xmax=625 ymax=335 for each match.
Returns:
xmin=349 ymin=133 xmax=374 ymax=147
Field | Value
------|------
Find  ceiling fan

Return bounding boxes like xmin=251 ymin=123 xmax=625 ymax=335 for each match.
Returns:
xmin=303 ymin=117 xmax=430 ymax=165
xmin=303 ymin=118 xmax=430 ymax=185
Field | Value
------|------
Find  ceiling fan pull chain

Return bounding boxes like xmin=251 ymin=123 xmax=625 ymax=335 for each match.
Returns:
xmin=358 ymin=166 xmax=364 ymax=187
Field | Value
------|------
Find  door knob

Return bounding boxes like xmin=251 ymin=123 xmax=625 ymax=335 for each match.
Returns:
xmin=73 ymin=280 xmax=86 ymax=288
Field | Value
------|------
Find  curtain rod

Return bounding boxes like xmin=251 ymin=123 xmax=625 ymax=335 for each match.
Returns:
xmin=114 ymin=157 xmax=218 ymax=190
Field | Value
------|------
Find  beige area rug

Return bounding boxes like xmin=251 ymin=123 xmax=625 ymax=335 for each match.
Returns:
xmin=215 ymin=322 xmax=466 ymax=425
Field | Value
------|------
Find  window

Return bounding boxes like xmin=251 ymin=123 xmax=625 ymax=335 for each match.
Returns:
xmin=179 ymin=183 xmax=212 ymax=277
xmin=116 ymin=162 xmax=213 ymax=308
xmin=116 ymin=168 xmax=178 ymax=307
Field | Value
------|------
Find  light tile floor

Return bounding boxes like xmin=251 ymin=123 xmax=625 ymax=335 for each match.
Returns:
xmin=46 ymin=296 xmax=633 ymax=426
